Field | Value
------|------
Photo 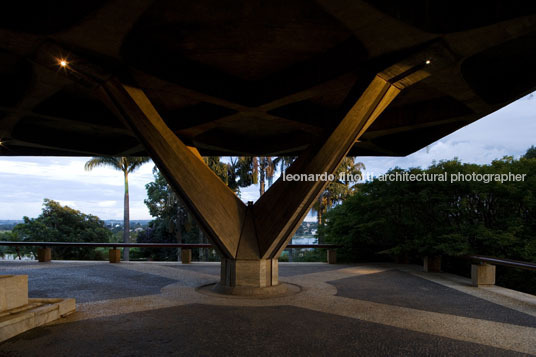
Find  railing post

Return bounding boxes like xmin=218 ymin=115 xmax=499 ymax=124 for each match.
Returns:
xmin=37 ymin=247 xmax=51 ymax=262
xmin=181 ymin=249 xmax=192 ymax=264
xmin=109 ymin=248 xmax=121 ymax=263
xmin=327 ymin=249 xmax=337 ymax=264
xmin=423 ymin=256 xmax=441 ymax=272
xmin=471 ymin=263 xmax=496 ymax=286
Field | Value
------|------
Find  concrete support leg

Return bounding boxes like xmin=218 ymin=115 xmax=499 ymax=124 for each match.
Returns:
xmin=101 ymin=57 xmax=430 ymax=293
xmin=327 ymin=249 xmax=337 ymax=264
xmin=424 ymin=256 xmax=441 ymax=272
xmin=37 ymin=248 xmax=51 ymax=262
xmin=181 ymin=249 xmax=192 ymax=264
xmin=109 ymin=249 xmax=121 ymax=263
xmin=471 ymin=263 xmax=496 ymax=286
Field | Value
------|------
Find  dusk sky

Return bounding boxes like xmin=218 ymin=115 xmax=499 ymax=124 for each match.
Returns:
xmin=0 ymin=93 xmax=534 ymax=221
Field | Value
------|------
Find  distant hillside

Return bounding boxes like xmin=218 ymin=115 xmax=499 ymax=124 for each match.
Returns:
xmin=0 ymin=219 xmax=152 ymax=231
xmin=103 ymin=220 xmax=152 ymax=226
xmin=0 ymin=220 xmax=23 ymax=231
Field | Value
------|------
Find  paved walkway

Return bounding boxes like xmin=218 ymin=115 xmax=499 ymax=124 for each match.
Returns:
xmin=0 ymin=261 xmax=535 ymax=356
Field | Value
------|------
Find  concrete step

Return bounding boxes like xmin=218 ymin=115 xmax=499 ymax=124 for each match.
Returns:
xmin=0 ymin=298 xmax=75 ymax=343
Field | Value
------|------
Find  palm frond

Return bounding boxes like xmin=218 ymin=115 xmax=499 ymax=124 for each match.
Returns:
xmin=84 ymin=156 xmax=150 ymax=173
xmin=84 ymin=157 xmax=122 ymax=171
xmin=127 ymin=157 xmax=151 ymax=173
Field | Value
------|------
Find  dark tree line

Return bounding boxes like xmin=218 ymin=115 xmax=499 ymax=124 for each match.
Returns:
xmin=320 ymin=148 xmax=536 ymax=293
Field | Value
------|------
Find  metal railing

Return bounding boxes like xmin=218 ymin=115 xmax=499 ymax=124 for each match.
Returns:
xmin=0 ymin=241 xmax=340 ymax=249
xmin=467 ymin=255 xmax=536 ymax=271
xmin=0 ymin=242 xmax=213 ymax=249
xmin=0 ymin=241 xmax=341 ymax=261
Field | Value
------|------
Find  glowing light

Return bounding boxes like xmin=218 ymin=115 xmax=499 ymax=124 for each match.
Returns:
xmin=58 ymin=59 xmax=68 ymax=67
xmin=425 ymin=59 xmax=431 ymax=65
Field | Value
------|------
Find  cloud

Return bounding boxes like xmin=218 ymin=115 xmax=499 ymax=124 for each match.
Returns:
xmin=57 ymin=200 xmax=76 ymax=208
xmin=360 ymin=94 xmax=536 ymax=176
xmin=97 ymin=200 xmax=117 ymax=208
xmin=0 ymin=158 xmax=154 ymax=220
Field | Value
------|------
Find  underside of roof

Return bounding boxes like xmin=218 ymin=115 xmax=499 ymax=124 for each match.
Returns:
xmin=0 ymin=0 xmax=535 ymax=157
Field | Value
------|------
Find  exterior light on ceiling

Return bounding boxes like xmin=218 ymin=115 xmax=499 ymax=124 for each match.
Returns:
xmin=425 ymin=59 xmax=431 ymax=65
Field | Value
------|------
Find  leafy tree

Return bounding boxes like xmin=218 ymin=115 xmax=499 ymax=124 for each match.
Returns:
xmin=141 ymin=157 xmax=232 ymax=261
xmin=524 ymin=145 xmax=536 ymax=159
xmin=85 ymin=156 xmax=150 ymax=261
xmin=320 ymin=151 xmax=536 ymax=293
xmin=142 ymin=169 xmax=189 ymax=260
xmin=321 ymin=155 xmax=536 ymax=260
xmin=13 ymin=199 xmax=112 ymax=260
xmin=0 ymin=231 xmax=21 ymax=258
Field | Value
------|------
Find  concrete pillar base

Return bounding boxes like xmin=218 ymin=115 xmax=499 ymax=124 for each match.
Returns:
xmin=181 ymin=249 xmax=192 ymax=264
xmin=109 ymin=249 xmax=121 ymax=263
xmin=211 ymin=282 xmax=288 ymax=297
xmin=423 ymin=256 xmax=441 ymax=272
xmin=327 ymin=249 xmax=337 ymax=264
xmin=220 ymin=258 xmax=279 ymax=289
xmin=471 ymin=263 xmax=496 ymax=286
xmin=37 ymin=248 xmax=51 ymax=262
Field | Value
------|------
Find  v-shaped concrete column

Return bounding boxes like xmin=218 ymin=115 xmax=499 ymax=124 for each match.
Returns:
xmin=102 ymin=60 xmax=430 ymax=293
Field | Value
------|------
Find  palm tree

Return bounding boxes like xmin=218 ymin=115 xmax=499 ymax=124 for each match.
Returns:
xmin=246 ymin=156 xmax=278 ymax=196
xmin=274 ymin=156 xmax=295 ymax=174
xmin=312 ymin=157 xmax=365 ymax=226
xmin=232 ymin=156 xmax=295 ymax=197
xmin=85 ymin=157 xmax=150 ymax=261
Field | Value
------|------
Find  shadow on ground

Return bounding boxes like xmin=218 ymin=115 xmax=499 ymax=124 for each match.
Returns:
xmin=328 ymin=269 xmax=536 ymax=328
xmin=1 ymin=304 xmax=524 ymax=357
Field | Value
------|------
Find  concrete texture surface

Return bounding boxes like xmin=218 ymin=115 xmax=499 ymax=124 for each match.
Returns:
xmin=0 ymin=261 xmax=535 ymax=356
xmin=171 ymin=262 xmax=352 ymax=277
xmin=0 ymin=297 xmax=75 ymax=343
xmin=6 ymin=263 xmax=177 ymax=303
xmin=328 ymin=269 xmax=536 ymax=328
xmin=1 ymin=304 xmax=528 ymax=357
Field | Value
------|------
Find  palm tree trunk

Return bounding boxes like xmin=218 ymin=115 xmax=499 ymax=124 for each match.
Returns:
xmin=176 ymin=214 xmax=182 ymax=262
xmin=198 ymin=228 xmax=204 ymax=261
xmin=260 ymin=166 xmax=265 ymax=196
xmin=123 ymin=171 xmax=130 ymax=261
xmin=317 ymin=208 xmax=324 ymax=244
